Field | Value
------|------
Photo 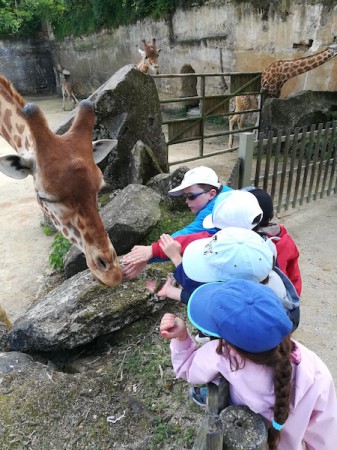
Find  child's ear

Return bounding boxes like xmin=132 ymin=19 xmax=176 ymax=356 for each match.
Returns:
xmin=210 ymin=188 xmax=217 ymax=199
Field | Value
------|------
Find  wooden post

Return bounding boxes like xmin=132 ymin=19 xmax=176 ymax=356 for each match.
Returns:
xmin=220 ymin=405 xmax=268 ymax=450
xmin=238 ymin=132 xmax=255 ymax=188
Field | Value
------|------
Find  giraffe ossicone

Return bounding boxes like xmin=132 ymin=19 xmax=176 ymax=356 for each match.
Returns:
xmin=0 ymin=75 xmax=123 ymax=288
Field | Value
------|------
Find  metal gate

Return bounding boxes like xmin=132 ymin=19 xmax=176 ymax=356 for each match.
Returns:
xmin=153 ymin=72 xmax=262 ymax=166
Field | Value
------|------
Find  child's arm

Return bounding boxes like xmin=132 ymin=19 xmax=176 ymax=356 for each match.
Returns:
xmin=158 ymin=234 xmax=182 ymax=267
xmin=157 ymin=275 xmax=182 ymax=301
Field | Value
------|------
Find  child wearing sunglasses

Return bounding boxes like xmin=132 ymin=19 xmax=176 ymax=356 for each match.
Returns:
xmin=123 ymin=166 xmax=231 ymax=279
xmin=160 ymin=280 xmax=337 ymax=450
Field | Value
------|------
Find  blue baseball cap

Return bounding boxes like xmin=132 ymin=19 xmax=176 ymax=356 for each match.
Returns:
xmin=187 ymin=280 xmax=293 ymax=352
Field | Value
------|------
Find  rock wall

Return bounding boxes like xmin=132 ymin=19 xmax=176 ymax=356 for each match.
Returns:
xmin=0 ymin=1 xmax=336 ymax=97
xmin=0 ymin=40 xmax=55 ymax=95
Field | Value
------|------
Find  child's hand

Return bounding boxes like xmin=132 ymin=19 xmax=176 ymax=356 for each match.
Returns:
xmin=122 ymin=245 xmax=153 ymax=264
xmin=157 ymin=275 xmax=182 ymax=301
xmin=159 ymin=234 xmax=182 ymax=266
xmin=160 ymin=313 xmax=188 ymax=341
xmin=122 ymin=260 xmax=147 ymax=279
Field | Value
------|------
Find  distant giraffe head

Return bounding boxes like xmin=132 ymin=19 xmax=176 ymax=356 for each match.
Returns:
xmin=137 ymin=38 xmax=161 ymax=75
xmin=261 ymin=43 xmax=337 ymax=98
xmin=0 ymin=75 xmax=123 ymax=287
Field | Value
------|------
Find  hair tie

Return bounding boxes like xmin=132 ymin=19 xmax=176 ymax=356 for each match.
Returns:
xmin=272 ymin=419 xmax=284 ymax=431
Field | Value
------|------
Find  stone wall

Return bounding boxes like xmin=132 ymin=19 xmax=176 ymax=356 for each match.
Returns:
xmin=1 ymin=1 xmax=336 ymax=97
xmin=0 ymin=40 xmax=55 ymax=95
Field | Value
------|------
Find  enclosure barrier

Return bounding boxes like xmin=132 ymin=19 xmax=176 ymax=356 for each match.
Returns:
xmin=153 ymin=72 xmax=262 ymax=166
xmin=193 ymin=380 xmax=268 ymax=450
xmin=229 ymin=121 xmax=337 ymax=213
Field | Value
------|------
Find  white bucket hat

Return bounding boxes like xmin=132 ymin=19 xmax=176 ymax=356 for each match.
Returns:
xmin=168 ymin=166 xmax=221 ymax=196
xmin=182 ymin=227 xmax=274 ymax=283
xmin=203 ymin=190 xmax=263 ymax=229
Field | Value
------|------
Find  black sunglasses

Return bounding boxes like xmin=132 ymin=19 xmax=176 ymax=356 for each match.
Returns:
xmin=183 ymin=191 xmax=207 ymax=201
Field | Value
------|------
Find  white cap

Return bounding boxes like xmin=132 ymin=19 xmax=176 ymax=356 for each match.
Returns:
xmin=168 ymin=166 xmax=221 ymax=196
xmin=203 ymin=190 xmax=263 ymax=229
xmin=183 ymin=227 xmax=274 ymax=283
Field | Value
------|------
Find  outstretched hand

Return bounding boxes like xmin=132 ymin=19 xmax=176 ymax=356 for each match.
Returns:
xmin=160 ymin=313 xmax=188 ymax=341
xmin=158 ymin=234 xmax=182 ymax=266
xmin=122 ymin=260 xmax=147 ymax=279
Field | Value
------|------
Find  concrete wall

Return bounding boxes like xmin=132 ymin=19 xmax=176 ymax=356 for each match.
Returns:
xmin=0 ymin=40 xmax=55 ymax=95
xmin=1 ymin=1 xmax=336 ymax=97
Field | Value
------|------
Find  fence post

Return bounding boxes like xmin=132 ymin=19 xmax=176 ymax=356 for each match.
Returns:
xmin=220 ymin=405 xmax=268 ymax=449
xmin=238 ymin=132 xmax=255 ymax=188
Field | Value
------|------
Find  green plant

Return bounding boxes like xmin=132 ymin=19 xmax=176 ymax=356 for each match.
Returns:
xmin=49 ymin=233 xmax=72 ymax=271
xmin=142 ymin=206 xmax=194 ymax=246
xmin=42 ymin=225 xmax=57 ymax=237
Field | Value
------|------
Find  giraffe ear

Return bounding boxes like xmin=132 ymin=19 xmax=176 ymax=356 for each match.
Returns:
xmin=138 ymin=49 xmax=145 ymax=57
xmin=0 ymin=154 xmax=32 ymax=179
xmin=92 ymin=139 xmax=118 ymax=164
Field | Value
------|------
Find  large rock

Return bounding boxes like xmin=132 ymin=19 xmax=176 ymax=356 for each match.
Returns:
xmin=64 ymin=183 xmax=162 ymax=279
xmin=7 ymin=262 xmax=172 ymax=352
xmin=260 ymin=90 xmax=337 ymax=136
xmin=53 ymin=65 xmax=168 ymax=189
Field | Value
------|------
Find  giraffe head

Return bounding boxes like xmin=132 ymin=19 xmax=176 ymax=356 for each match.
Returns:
xmin=0 ymin=75 xmax=123 ymax=287
xmin=138 ymin=38 xmax=161 ymax=74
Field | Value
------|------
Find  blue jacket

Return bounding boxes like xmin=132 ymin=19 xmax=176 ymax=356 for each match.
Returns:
xmin=172 ymin=185 xmax=232 ymax=238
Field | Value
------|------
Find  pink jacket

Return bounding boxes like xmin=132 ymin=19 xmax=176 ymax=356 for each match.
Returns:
xmin=170 ymin=337 xmax=337 ymax=450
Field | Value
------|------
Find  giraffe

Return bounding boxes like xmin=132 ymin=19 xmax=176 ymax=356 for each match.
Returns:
xmin=229 ymin=43 xmax=337 ymax=145
xmin=0 ymin=305 xmax=12 ymax=330
xmin=58 ymin=68 xmax=79 ymax=111
xmin=0 ymin=75 xmax=123 ymax=287
xmin=137 ymin=39 xmax=161 ymax=75
xmin=228 ymin=95 xmax=259 ymax=147
xmin=261 ymin=43 xmax=337 ymax=98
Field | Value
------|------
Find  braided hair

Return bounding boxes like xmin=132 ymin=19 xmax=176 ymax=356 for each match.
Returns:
xmin=216 ymin=335 xmax=294 ymax=449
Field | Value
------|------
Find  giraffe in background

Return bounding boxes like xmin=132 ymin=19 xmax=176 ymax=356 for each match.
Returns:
xmin=228 ymin=95 xmax=259 ymax=147
xmin=228 ymin=43 xmax=337 ymax=146
xmin=0 ymin=75 xmax=122 ymax=287
xmin=261 ymin=43 xmax=337 ymax=98
xmin=137 ymin=39 xmax=161 ymax=75
xmin=57 ymin=67 xmax=79 ymax=110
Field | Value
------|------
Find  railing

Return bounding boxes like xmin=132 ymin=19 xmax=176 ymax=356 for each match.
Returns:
xmin=229 ymin=121 xmax=337 ymax=213
xmin=153 ymin=72 xmax=262 ymax=166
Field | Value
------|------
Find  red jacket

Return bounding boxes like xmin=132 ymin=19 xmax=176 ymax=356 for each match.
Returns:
xmin=151 ymin=231 xmax=212 ymax=259
xmin=259 ymin=224 xmax=302 ymax=296
xmin=152 ymin=224 xmax=302 ymax=296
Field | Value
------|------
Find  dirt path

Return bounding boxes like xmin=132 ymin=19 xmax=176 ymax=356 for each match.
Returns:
xmin=0 ymin=96 xmax=69 ymax=322
xmin=1 ymin=95 xmax=336 ymax=384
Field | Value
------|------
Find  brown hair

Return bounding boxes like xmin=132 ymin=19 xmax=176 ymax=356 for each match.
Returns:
xmin=198 ymin=183 xmax=222 ymax=194
xmin=216 ymin=335 xmax=294 ymax=449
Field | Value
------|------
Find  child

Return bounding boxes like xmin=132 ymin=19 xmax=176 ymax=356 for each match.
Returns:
xmin=243 ymin=187 xmax=302 ymax=296
xmin=160 ymin=280 xmax=337 ymax=450
xmin=123 ymin=189 xmax=259 ymax=279
xmin=158 ymin=227 xmax=300 ymax=331
xmin=122 ymin=166 xmax=231 ymax=279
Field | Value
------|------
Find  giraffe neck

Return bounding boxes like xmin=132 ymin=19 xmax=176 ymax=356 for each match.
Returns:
xmin=262 ymin=46 xmax=337 ymax=98
xmin=137 ymin=59 xmax=149 ymax=74
xmin=283 ymin=48 xmax=336 ymax=78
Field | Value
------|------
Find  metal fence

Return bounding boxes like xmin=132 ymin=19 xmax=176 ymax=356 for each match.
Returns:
xmin=229 ymin=121 xmax=337 ymax=213
xmin=153 ymin=72 xmax=262 ymax=166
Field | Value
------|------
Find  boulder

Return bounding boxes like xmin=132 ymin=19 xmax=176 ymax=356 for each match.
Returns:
xmin=260 ymin=90 xmax=337 ymax=136
xmin=64 ymin=183 xmax=162 ymax=279
xmin=53 ymin=65 xmax=168 ymax=189
xmin=8 ymin=262 xmax=172 ymax=352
